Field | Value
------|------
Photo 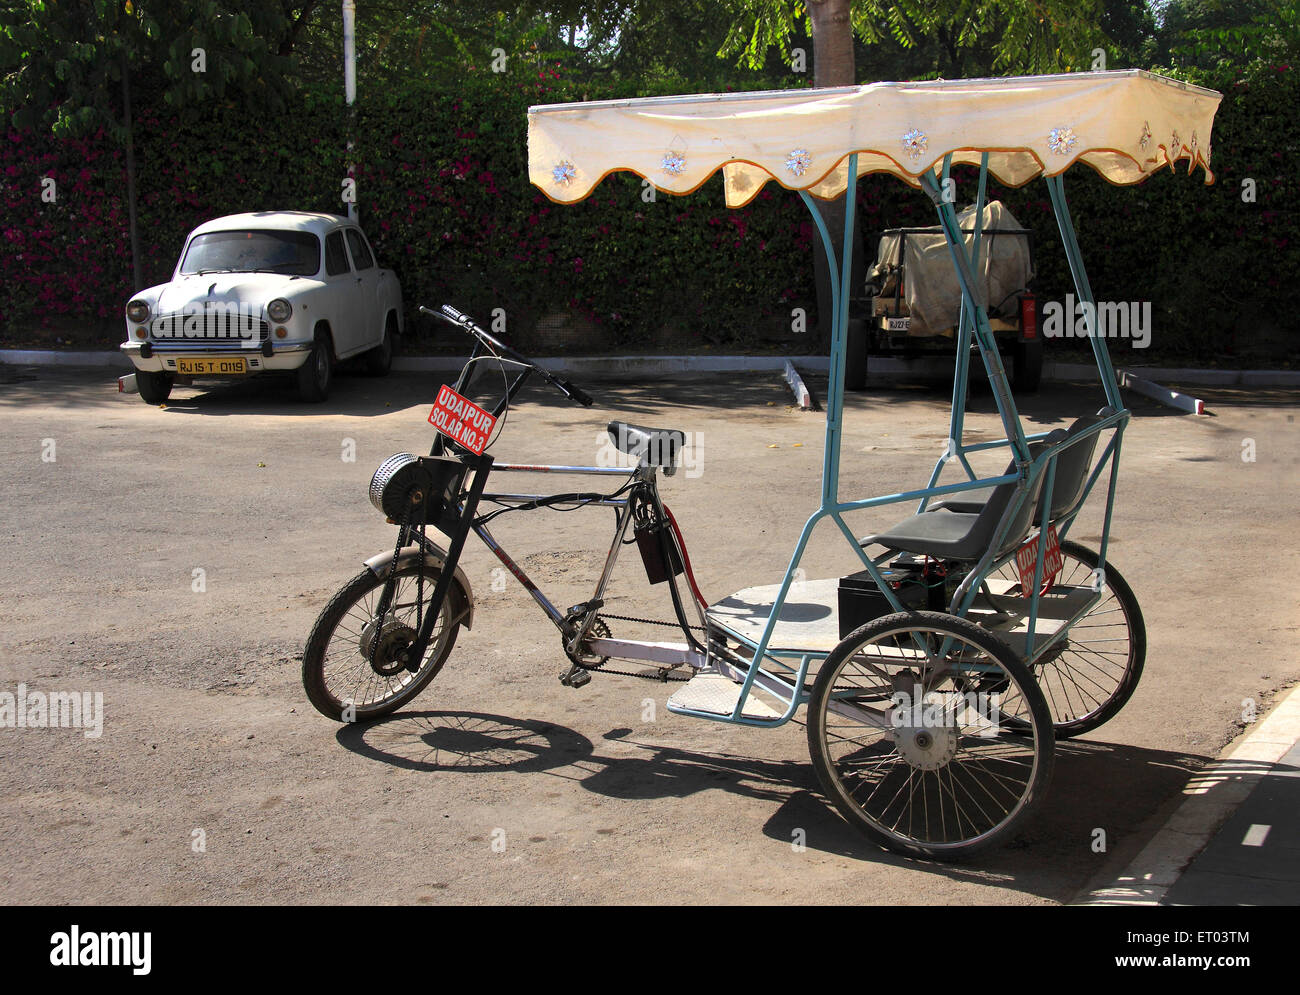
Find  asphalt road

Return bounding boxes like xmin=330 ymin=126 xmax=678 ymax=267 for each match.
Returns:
xmin=1 ymin=363 xmax=1296 ymax=904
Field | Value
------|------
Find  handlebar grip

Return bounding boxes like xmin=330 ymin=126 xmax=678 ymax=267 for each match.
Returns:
xmin=559 ymin=379 xmax=594 ymax=407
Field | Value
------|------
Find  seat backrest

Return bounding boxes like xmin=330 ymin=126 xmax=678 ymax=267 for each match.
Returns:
xmin=964 ymin=439 xmax=1052 ymax=560
xmin=1038 ymin=405 xmax=1115 ymax=524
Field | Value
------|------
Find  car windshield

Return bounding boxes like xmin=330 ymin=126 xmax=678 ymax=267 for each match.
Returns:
xmin=179 ymin=229 xmax=321 ymax=276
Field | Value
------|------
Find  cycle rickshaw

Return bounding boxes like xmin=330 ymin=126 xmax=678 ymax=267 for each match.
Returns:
xmin=303 ymin=70 xmax=1221 ymax=859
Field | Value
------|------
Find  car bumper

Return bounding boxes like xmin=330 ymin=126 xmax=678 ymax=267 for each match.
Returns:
xmin=120 ymin=340 xmax=314 ymax=374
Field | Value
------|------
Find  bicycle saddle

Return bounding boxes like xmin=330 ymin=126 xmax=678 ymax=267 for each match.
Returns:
xmin=607 ymin=420 xmax=685 ymax=474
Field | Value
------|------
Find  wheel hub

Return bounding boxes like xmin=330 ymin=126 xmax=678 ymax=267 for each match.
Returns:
xmin=359 ymin=617 xmax=418 ymax=677
xmin=892 ymin=706 xmax=960 ymax=771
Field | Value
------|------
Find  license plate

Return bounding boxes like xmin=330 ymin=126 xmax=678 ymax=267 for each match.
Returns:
xmin=176 ymin=357 xmax=248 ymax=376
xmin=1015 ymin=524 xmax=1064 ymax=593
xmin=885 ymin=316 xmax=910 ymax=332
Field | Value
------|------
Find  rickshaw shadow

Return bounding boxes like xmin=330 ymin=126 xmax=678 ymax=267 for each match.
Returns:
xmin=336 ymin=710 xmax=1232 ymax=902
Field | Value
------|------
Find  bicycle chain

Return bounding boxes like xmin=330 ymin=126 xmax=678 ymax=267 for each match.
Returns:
xmin=571 ymin=612 xmax=704 ymax=683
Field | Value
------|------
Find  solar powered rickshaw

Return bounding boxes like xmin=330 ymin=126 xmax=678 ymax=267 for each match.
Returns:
xmin=304 ymin=70 xmax=1221 ymax=859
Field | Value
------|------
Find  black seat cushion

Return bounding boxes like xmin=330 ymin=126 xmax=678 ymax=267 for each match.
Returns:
xmin=607 ymin=420 xmax=684 ymax=470
xmin=862 ymin=441 xmax=1049 ymax=561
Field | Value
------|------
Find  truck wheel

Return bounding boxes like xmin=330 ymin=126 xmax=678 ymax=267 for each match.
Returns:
xmin=844 ymin=317 xmax=868 ymax=391
xmin=137 ymin=370 xmax=173 ymax=405
xmin=297 ymin=332 xmax=333 ymax=403
xmin=1013 ymin=340 xmax=1043 ymax=393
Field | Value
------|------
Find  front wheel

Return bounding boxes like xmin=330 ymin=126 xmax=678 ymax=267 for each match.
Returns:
xmin=296 ymin=333 xmax=333 ymax=402
xmin=1012 ymin=339 xmax=1043 ymax=393
xmin=137 ymin=370 xmax=173 ymax=405
xmin=807 ymin=611 xmax=1054 ymax=860
xmin=302 ymin=563 xmax=461 ymax=722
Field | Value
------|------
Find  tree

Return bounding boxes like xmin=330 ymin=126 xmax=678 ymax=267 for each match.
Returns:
xmin=1154 ymin=0 xmax=1300 ymax=68
xmin=0 ymin=1 xmax=304 ymax=289
xmin=721 ymin=1 xmax=1109 ymax=80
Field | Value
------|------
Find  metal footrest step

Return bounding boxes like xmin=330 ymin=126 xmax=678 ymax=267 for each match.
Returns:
xmin=666 ymin=671 xmax=782 ymax=720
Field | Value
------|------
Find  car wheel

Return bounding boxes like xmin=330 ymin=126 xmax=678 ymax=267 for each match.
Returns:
xmin=364 ymin=316 xmax=396 ymax=377
xmin=297 ymin=333 xmax=333 ymax=403
xmin=137 ymin=370 xmax=173 ymax=405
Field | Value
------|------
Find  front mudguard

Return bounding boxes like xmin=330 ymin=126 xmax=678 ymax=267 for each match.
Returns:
xmin=362 ymin=534 xmax=474 ymax=629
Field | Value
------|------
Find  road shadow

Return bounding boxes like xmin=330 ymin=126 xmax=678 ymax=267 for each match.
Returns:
xmin=337 ymin=707 xmax=1241 ymax=902
xmin=336 ymin=709 xmax=595 ymax=774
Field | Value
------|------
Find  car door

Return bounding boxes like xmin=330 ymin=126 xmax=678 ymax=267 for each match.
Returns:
xmin=322 ymin=229 xmax=366 ymax=355
xmin=344 ymin=228 xmax=381 ymax=351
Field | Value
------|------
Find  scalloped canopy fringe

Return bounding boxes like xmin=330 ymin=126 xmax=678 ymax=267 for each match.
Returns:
xmin=528 ymin=71 xmax=1222 ymax=207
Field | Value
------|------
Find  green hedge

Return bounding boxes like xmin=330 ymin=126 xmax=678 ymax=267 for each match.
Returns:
xmin=3 ymin=60 xmax=1295 ymax=360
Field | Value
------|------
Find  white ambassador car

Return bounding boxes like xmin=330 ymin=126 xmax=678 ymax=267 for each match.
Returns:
xmin=121 ymin=211 xmax=402 ymax=403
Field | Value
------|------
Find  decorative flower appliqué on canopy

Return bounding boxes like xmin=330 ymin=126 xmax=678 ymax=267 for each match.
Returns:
xmin=661 ymin=151 xmax=686 ymax=176
xmin=901 ymin=129 xmax=928 ymax=161
xmin=1048 ymin=127 xmax=1078 ymax=156
xmin=552 ymin=161 xmax=576 ymax=186
xmin=1139 ymin=122 xmax=1152 ymax=151
xmin=785 ymin=148 xmax=812 ymax=177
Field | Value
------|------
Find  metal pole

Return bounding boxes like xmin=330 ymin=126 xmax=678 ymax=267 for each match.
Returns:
xmin=343 ymin=0 xmax=357 ymax=221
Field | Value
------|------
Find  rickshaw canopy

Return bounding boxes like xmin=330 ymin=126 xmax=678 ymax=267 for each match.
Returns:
xmin=528 ymin=70 xmax=1221 ymax=207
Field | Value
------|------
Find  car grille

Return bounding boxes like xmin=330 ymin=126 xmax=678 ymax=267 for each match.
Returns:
xmin=151 ymin=308 xmax=270 ymax=342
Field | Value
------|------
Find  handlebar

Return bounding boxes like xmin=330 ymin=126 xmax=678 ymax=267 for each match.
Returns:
xmin=418 ymin=304 xmax=594 ymax=408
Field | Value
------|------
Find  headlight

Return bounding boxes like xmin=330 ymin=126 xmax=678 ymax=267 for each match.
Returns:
xmin=267 ymin=298 xmax=293 ymax=322
xmin=126 ymin=300 xmax=150 ymax=323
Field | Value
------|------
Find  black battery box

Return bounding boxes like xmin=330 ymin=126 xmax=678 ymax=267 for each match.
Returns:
xmin=635 ymin=520 xmax=684 ymax=585
xmin=838 ymin=567 xmax=929 ymax=638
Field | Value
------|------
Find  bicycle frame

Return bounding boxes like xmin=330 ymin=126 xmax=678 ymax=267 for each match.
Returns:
xmin=388 ymin=324 xmax=713 ymax=678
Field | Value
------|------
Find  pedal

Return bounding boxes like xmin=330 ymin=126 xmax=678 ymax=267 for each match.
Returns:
xmin=559 ymin=664 xmax=592 ymax=688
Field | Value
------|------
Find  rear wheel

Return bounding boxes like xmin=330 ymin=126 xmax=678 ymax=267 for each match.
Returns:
xmin=986 ymin=540 xmax=1145 ymax=738
xmin=807 ymin=611 xmax=1054 ymax=860
xmin=137 ymin=370 xmax=173 ymax=405
xmin=302 ymin=564 xmax=460 ymax=722
xmin=364 ymin=315 xmax=396 ymax=376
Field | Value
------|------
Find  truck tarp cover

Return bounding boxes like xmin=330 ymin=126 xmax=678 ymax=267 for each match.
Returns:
xmin=869 ymin=200 xmax=1033 ymax=337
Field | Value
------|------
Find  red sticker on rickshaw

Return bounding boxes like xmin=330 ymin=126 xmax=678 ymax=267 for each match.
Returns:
xmin=428 ymin=384 xmax=496 ymax=455
xmin=1015 ymin=524 xmax=1064 ymax=594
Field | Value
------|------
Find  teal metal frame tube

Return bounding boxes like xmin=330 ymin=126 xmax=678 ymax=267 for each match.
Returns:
xmin=1046 ymin=174 xmax=1124 ymax=410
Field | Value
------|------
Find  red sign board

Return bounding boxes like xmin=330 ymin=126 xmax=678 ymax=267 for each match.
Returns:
xmin=1015 ymin=524 xmax=1064 ymax=594
xmin=428 ymin=384 xmax=496 ymax=454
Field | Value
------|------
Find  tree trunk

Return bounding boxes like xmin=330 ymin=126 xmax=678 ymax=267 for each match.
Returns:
xmin=806 ymin=0 xmax=863 ymax=353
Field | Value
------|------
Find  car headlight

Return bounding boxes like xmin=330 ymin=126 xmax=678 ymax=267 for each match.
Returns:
xmin=126 ymin=300 xmax=150 ymax=323
xmin=267 ymin=298 xmax=293 ymax=323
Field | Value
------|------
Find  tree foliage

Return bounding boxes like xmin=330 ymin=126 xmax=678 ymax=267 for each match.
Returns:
xmin=0 ymin=0 xmax=304 ymax=140
xmin=719 ymin=0 xmax=1110 ymax=80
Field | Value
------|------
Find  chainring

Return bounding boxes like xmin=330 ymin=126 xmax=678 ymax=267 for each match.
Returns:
xmin=564 ymin=617 xmax=611 ymax=667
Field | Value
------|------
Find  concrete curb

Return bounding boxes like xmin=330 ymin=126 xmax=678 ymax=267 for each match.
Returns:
xmin=2 ymin=348 xmax=1297 ymax=386
xmin=1075 ymin=682 xmax=1300 ymax=906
